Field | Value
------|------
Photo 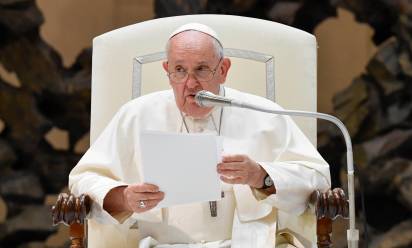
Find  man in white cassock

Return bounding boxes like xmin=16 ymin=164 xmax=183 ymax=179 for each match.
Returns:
xmin=69 ymin=23 xmax=331 ymax=248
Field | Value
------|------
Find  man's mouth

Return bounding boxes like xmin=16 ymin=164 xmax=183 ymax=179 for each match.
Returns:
xmin=185 ymin=92 xmax=198 ymax=98
xmin=184 ymin=93 xmax=200 ymax=106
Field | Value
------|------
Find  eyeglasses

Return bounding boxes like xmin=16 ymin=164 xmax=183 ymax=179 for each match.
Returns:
xmin=167 ymin=57 xmax=222 ymax=84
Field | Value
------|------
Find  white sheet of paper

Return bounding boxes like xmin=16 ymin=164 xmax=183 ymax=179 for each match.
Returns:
xmin=139 ymin=130 xmax=222 ymax=208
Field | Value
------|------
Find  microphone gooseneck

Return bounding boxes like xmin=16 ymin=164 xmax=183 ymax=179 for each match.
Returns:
xmin=194 ymin=90 xmax=359 ymax=248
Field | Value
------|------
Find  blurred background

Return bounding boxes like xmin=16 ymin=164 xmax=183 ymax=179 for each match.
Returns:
xmin=0 ymin=0 xmax=411 ymax=247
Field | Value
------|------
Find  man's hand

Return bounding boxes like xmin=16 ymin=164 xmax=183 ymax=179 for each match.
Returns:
xmin=123 ymin=183 xmax=164 ymax=213
xmin=103 ymin=183 xmax=164 ymax=214
xmin=217 ymin=154 xmax=267 ymax=188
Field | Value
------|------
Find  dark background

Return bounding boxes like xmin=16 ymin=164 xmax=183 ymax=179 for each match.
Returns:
xmin=0 ymin=0 xmax=411 ymax=247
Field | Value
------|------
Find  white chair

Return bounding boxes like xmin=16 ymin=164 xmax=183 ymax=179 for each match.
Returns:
xmin=90 ymin=14 xmax=318 ymax=144
xmin=52 ymin=14 xmax=348 ymax=248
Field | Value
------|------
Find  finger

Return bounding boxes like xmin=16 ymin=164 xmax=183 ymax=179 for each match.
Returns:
xmin=219 ymin=170 xmax=246 ymax=179
xmin=222 ymin=154 xmax=246 ymax=162
xmin=129 ymin=183 xmax=160 ymax=193
xmin=136 ymin=199 xmax=162 ymax=213
xmin=123 ymin=188 xmax=164 ymax=211
xmin=138 ymin=199 xmax=162 ymax=208
xmin=133 ymin=198 xmax=164 ymax=213
xmin=136 ymin=191 xmax=165 ymax=201
xmin=133 ymin=200 xmax=156 ymax=213
xmin=217 ymin=161 xmax=245 ymax=171
xmin=220 ymin=175 xmax=245 ymax=185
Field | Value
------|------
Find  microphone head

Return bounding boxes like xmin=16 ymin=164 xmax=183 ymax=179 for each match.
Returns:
xmin=195 ymin=90 xmax=233 ymax=107
xmin=195 ymin=90 xmax=215 ymax=107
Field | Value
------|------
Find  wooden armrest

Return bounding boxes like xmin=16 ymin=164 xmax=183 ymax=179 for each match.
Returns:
xmin=310 ymin=188 xmax=349 ymax=248
xmin=50 ymin=190 xmax=348 ymax=248
xmin=51 ymin=193 xmax=91 ymax=248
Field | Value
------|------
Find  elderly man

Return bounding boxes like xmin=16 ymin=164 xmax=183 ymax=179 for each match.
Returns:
xmin=69 ymin=23 xmax=330 ymax=248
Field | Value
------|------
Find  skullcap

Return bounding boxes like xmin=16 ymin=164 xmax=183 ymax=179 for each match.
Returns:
xmin=169 ymin=23 xmax=223 ymax=47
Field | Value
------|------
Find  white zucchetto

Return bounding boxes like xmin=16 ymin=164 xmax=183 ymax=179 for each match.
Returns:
xmin=169 ymin=22 xmax=223 ymax=47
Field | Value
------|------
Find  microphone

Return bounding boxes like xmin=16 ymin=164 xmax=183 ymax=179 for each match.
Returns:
xmin=195 ymin=90 xmax=238 ymax=107
xmin=195 ymin=90 xmax=359 ymax=248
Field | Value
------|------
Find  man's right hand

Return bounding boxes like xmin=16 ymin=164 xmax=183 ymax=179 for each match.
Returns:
xmin=103 ymin=183 xmax=164 ymax=214
xmin=123 ymin=183 xmax=165 ymax=213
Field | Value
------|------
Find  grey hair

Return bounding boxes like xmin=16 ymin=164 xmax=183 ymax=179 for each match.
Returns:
xmin=165 ymin=31 xmax=224 ymax=59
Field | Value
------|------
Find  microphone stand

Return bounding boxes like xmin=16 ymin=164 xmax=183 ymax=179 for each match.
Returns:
xmin=200 ymin=94 xmax=359 ymax=247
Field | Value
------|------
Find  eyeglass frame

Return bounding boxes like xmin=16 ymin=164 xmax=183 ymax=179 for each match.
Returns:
xmin=166 ymin=57 xmax=223 ymax=84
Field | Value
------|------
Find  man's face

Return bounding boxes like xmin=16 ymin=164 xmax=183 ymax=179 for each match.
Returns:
xmin=163 ymin=31 xmax=231 ymax=118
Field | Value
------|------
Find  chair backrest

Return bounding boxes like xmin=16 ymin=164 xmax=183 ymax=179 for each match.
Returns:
xmin=91 ymin=14 xmax=318 ymax=146
xmin=89 ymin=14 xmax=318 ymax=247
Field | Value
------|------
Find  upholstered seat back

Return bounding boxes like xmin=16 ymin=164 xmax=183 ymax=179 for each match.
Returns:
xmin=91 ymin=15 xmax=318 ymax=145
xmin=89 ymin=14 xmax=318 ymax=247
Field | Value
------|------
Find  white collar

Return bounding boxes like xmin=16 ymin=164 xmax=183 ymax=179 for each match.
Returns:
xmin=180 ymin=86 xmax=225 ymax=134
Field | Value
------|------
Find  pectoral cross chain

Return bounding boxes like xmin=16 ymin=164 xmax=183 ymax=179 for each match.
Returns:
xmin=209 ymin=191 xmax=225 ymax=217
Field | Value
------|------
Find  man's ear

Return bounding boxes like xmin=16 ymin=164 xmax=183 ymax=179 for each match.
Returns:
xmin=162 ymin=61 xmax=169 ymax=72
xmin=219 ymin=58 xmax=231 ymax=83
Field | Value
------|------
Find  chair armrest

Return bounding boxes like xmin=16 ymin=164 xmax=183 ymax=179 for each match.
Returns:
xmin=310 ymin=188 xmax=349 ymax=248
xmin=50 ymin=190 xmax=348 ymax=248
xmin=51 ymin=193 xmax=91 ymax=248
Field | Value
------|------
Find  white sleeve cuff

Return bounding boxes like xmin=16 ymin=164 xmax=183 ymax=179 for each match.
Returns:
xmin=258 ymin=161 xmax=330 ymax=216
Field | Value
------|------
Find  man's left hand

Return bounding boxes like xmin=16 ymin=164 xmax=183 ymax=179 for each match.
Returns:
xmin=217 ymin=154 xmax=267 ymax=188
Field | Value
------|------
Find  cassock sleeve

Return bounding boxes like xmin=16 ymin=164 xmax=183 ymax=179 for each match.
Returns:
xmin=232 ymin=102 xmax=331 ymax=226
xmin=256 ymin=112 xmax=331 ymax=216
xmin=69 ymin=103 xmax=138 ymax=225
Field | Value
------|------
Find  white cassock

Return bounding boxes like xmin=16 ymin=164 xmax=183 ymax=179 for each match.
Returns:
xmin=69 ymin=86 xmax=331 ymax=248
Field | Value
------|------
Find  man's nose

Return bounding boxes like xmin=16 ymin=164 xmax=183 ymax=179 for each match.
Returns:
xmin=185 ymin=73 xmax=200 ymax=89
